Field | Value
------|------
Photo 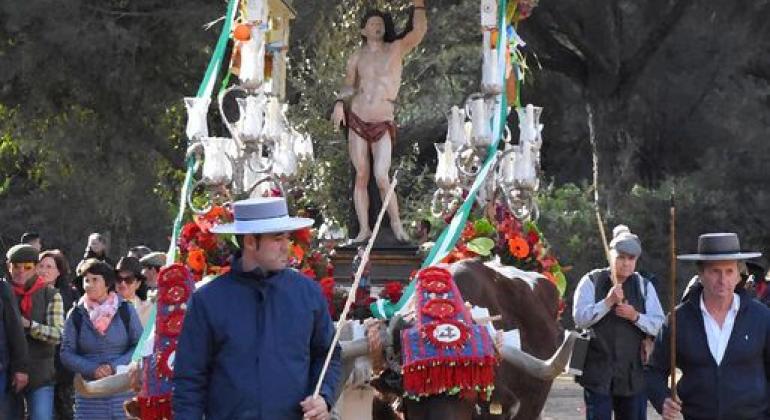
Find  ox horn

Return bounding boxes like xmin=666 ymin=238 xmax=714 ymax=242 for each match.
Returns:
xmin=341 ymin=337 xmax=370 ymax=361
xmin=499 ymin=330 xmax=579 ymax=381
xmin=74 ymin=372 xmax=133 ymax=398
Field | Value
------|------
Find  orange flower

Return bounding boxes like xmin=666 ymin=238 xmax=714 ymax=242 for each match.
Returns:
xmin=507 ymin=236 xmax=530 ymax=259
xmin=461 ymin=224 xmax=477 ymax=240
xmin=206 ymin=205 xmax=228 ymax=220
xmin=291 ymin=243 xmax=305 ymax=262
xmin=292 ymin=228 xmax=312 ymax=246
xmin=186 ymin=248 xmax=207 ymax=272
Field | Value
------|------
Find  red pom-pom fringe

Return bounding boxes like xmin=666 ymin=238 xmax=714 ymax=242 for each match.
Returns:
xmin=402 ymin=356 xmax=497 ymax=400
xmin=137 ymin=394 xmax=173 ymax=420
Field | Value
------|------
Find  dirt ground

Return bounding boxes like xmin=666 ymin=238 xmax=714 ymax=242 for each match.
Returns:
xmin=541 ymin=375 xmax=659 ymax=420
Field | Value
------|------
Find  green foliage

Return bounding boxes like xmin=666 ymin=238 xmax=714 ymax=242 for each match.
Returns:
xmin=466 ymin=237 xmax=494 ymax=256
xmin=0 ymin=0 xmax=221 ymax=258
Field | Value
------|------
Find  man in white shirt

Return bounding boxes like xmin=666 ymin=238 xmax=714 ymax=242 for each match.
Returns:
xmin=573 ymin=225 xmax=665 ymax=420
xmin=647 ymin=232 xmax=770 ymax=420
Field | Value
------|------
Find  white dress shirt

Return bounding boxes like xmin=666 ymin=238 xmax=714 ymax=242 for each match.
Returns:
xmin=699 ymin=293 xmax=740 ymax=365
xmin=573 ymin=272 xmax=665 ymax=337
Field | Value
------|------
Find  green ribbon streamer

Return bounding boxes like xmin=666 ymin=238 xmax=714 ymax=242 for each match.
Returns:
xmin=132 ymin=0 xmax=239 ymax=361
xmin=372 ymin=0 xmax=511 ymax=319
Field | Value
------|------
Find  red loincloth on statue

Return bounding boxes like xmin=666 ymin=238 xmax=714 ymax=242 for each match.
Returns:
xmin=345 ymin=109 xmax=397 ymax=145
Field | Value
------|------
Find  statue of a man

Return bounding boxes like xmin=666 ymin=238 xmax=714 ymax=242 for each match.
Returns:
xmin=331 ymin=1 xmax=427 ymax=243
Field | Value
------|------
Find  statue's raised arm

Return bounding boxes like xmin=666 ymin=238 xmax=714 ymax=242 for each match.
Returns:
xmin=397 ymin=0 xmax=428 ymax=56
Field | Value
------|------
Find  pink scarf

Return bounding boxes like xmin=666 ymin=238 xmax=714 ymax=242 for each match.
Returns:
xmin=82 ymin=292 xmax=120 ymax=335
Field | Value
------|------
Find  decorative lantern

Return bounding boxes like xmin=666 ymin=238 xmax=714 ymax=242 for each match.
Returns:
xmin=446 ymin=106 xmax=468 ymax=150
xmin=237 ymin=94 xmax=266 ymax=141
xmin=293 ymin=131 xmax=314 ymax=160
xmin=201 ymin=137 xmax=236 ymax=185
xmin=239 ymin=27 xmax=265 ymax=88
xmin=184 ymin=97 xmax=210 ymax=141
xmin=434 ymin=143 xmax=459 ymax=190
xmin=466 ymin=95 xmax=493 ymax=148
xmin=480 ymin=0 xmax=498 ymax=29
xmin=245 ymin=0 xmax=268 ymax=24
xmin=272 ymin=132 xmax=298 ymax=177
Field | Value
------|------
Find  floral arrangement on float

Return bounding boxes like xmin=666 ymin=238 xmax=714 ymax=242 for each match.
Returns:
xmin=440 ymin=205 xmax=567 ymax=299
xmin=177 ymin=205 xmax=235 ymax=281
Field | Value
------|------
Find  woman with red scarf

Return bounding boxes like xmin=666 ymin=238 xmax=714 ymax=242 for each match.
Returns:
xmin=4 ymin=243 xmax=63 ymax=420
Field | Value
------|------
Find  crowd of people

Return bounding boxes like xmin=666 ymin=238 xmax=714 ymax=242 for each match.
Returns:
xmin=2 ymin=211 xmax=770 ymax=420
xmin=0 ymin=232 xmax=166 ymax=419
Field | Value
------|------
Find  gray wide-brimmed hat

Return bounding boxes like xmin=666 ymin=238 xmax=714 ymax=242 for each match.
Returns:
xmin=211 ymin=197 xmax=313 ymax=235
xmin=140 ymin=252 xmax=167 ymax=268
xmin=677 ymin=232 xmax=762 ymax=261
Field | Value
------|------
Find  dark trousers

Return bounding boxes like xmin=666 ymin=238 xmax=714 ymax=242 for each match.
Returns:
xmin=584 ymin=388 xmax=646 ymax=420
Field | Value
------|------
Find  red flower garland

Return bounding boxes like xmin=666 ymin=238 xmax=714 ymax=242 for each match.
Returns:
xmin=158 ymin=310 xmax=186 ymax=338
xmin=157 ymin=344 xmax=176 ymax=380
xmin=158 ymin=280 xmax=191 ymax=306
xmin=418 ymin=268 xmax=452 ymax=293
xmin=421 ymin=298 xmax=458 ymax=320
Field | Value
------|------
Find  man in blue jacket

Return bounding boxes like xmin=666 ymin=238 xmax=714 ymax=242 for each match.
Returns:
xmin=173 ymin=197 xmax=341 ymax=419
xmin=647 ymin=232 xmax=770 ymax=420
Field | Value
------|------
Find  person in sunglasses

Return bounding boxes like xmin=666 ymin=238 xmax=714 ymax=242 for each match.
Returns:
xmin=115 ymin=257 xmax=152 ymax=328
xmin=4 ymin=243 xmax=63 ymax=420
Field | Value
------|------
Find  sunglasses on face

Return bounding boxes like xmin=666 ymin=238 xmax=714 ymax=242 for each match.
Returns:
xmin=117 ymin=275 xmax=137 ymax=284
xmin=11 ymin=263 xmax=35 ymax=271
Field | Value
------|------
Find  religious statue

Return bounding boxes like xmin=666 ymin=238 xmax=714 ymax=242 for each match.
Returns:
xmin=331 ymin=1 xmax=428 ymax=243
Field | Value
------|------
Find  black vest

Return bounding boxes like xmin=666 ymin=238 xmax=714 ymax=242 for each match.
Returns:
xmin=577 ymin=269 xmax=647 ymax=396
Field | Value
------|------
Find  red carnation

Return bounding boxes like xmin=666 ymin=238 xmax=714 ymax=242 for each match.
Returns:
xmin=461 ymin=224 xmax=477 ymax=240
xmin=319 ymin=277 xmax=336 ymax=317
xmin=196 ymin=232 xmax=218 ymax=251
xmin=293 ymin=228 xmax=313 ymax=246
xmin=181 ymin=223 xmax=201 ymax=241
xmin=383 ymin=281 xmax=404 ymax=303
xmin=301 ymin=268 xmax=317 ymax=279
xmin=526 ymin=229 xmax=540 ymax=246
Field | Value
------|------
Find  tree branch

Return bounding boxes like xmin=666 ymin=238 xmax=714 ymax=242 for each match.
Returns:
xmin=534 ymin=2 xmax=617 ymax=78
xmin=618 ymin=0 xmax=695 ymax=94
xmin=524 ymin=13 xmax=587 ymax=83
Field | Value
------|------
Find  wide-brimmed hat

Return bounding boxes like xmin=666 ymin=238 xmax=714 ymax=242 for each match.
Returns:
xmin=211 ymin=197 xmax=313 ymax=235
xmin=140 ymin=252 xmax=166 ymax=268
xmin=116 ymin=256 xmax=145 ymax=279
xmin=677 ymin=232 xmax=762 ymax=261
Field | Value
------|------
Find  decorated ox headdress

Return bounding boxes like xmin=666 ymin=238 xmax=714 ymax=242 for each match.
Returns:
xmin=401 ymin=266 xmax=497 ymax=400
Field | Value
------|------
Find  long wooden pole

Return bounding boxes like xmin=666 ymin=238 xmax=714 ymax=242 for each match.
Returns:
xmin=669 ymin=191 xmax=678 ymax=398
xmin=312 ymin=170 xmax=399 ymax=398
xmin=587 ymin=103 xmax=615 ymax=285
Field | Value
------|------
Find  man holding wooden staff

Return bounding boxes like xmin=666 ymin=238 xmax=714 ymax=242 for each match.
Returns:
xmin=173 ymin=197 xmax=341 ymax=420
xmin=573 ymin=225 xmax=665 ymax=420
xmin=647 ymin=232 xmax=770 ymax=420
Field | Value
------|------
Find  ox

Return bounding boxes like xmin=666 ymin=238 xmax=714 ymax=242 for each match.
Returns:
xmin=336 ymin=259 xmax=574 ymax=420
